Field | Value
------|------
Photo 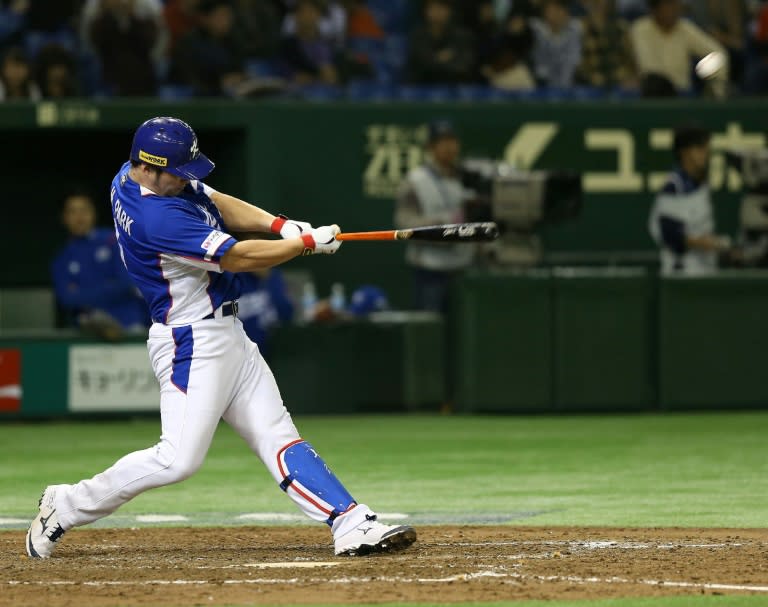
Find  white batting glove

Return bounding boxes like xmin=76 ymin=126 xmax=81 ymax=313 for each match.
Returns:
xmin=301 ymin=225 xmax=342 ymax=255
xmin=271 ymin=214 xmax=313 ymax=239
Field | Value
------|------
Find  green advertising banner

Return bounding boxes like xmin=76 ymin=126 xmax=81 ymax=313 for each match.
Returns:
xmin=2 ymin=99 xmax=765 ymax=308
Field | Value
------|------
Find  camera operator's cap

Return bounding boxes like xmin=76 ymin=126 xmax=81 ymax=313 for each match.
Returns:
xmin=428 ymin=119 xmax=459 ymax=144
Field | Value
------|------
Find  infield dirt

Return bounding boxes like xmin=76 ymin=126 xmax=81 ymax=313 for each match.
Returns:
xmin=2 ymin=526 xmax=768 ymax=606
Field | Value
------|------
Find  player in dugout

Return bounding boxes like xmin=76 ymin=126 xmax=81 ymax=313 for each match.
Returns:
xmin=51 ymin=191 xmax=149 ymax=339
xmin=26 ymin=116 xmax=417 ymax=559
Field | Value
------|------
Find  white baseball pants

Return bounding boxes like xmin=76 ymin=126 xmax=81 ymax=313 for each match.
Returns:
xmin=54 ymin=315 xmax=346 ymax=530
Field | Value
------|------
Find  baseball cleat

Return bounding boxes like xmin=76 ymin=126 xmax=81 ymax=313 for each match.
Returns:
xmin=334 ymin=513 xmax=417 ymax=556
xmin=26 ymin=486 xmax=66 ymax=559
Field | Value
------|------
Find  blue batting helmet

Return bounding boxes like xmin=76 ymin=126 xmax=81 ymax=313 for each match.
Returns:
xmin=130 ymin=117 xmax=214 ymax=180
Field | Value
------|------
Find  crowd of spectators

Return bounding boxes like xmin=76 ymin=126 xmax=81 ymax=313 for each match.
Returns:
xmin=1 ymin=0 xmax=768 ymax=101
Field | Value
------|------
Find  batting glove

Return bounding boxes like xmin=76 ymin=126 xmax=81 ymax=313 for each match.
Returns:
xmin=301 ymin=225 xmax=342 ymax=255
xmin=271 ymin=214 xmax=313 ymax=239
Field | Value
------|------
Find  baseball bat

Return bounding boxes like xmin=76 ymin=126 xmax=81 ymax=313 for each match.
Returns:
xmin=335 ymin=222 xmax=499 ymax=243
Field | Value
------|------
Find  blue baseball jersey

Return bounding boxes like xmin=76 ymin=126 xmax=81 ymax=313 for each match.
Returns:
xmin=51 ymin=227 xmax=149 ymax=329
xmin=109 ymin=161 xmax=241 ymax=325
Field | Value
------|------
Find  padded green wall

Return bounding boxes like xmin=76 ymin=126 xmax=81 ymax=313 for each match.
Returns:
xmin=2 ymin=98 xmax=762 ymax=311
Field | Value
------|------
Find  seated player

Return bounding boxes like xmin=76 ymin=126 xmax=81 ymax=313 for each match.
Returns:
xmin=51 ymin=192 xmax=148 ymax=339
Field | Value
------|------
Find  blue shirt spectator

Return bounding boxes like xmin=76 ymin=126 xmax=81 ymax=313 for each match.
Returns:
xmin=0 ymin=1 xmax=27 ymax=52
xmin=531 ymin=0 xmax=583 ymax=88
xmin=237 ymin=268 xmax=294 ymax=354
xmin=51 ymin=193 xmax=149 ymax=337
xmin=170 ymin=0 xmax=249 ymax=96
xmin=280 ymin=0 xmax=340 ymax=85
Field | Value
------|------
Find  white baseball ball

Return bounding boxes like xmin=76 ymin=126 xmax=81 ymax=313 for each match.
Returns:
xmin=695 ymin=52 xmax=725 ymax=80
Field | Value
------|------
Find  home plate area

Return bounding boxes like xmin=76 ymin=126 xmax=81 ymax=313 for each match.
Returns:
xmin=3 ymin=526 xmax=768 ymax=606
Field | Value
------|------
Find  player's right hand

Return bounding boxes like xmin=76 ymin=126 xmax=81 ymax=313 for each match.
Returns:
xmin=271 ymin=215 xmax=313 ymax=239
xmin=301 ymin=225 xmax=342 ymax=255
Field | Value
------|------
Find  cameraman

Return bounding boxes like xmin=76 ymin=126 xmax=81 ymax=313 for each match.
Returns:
xmin=394 ymin=120 xmax=476 ymax=313
xmin=648 ymin=124 xmax=734 ymax=275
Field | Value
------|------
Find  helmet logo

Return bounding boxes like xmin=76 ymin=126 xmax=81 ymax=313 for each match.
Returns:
xmin=190 ymin=136 xmax=199 ymax=159
xmin=139 ymin=150 xmax=168 ymax=167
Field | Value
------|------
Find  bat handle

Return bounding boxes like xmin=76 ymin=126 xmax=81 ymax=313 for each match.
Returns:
xmin=336 ymin=231 xmax=400 ymax=241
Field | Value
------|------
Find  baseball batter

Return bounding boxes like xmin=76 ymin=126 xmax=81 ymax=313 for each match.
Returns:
xmin=26 ymin=117 xmax=417 ymax=558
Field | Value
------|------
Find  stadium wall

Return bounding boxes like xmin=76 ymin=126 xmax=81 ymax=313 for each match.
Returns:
xmin=2 ymin=99 xmax=764 ymax=307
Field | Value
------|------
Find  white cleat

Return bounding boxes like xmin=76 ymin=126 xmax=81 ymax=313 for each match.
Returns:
xmin=26 ymin=486 xmax=66 ymax=559
xmin=334 ymin=511 xmax=417 ymax=556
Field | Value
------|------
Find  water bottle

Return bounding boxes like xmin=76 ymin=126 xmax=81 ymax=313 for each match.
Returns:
xmin=301 ymin=281 xmax=317 ymax=324
xmin=329 ymin=282 xmax=346 ymax=315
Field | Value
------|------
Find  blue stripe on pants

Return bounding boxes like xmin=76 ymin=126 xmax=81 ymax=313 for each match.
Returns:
xmin=171 ymin=326 xmax=194 ymax=394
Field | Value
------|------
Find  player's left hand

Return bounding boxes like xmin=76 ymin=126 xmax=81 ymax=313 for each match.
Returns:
xmin=271 ymin=215 xmax=313 ymax=239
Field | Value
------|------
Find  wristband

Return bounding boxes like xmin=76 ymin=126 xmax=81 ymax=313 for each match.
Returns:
xmin=301 ymin=234 xmax=315 ymax=256
xmin=271 ymin=214 xmax=289 ymax=235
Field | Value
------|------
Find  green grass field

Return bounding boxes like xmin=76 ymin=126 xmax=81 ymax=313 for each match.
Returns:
xmin=2 ymin=412 xmax=766 ymax=527
xmin=2 ymin=412 xmax=767 ymax=607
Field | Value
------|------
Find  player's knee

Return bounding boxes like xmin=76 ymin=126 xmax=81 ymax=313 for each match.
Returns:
xmin=156 ymin=441 xmax=204 ymax=482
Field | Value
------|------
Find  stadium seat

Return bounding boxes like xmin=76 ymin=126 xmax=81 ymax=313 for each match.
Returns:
xmin=347 ymin=37 xmax=386 ymax=57
xmin=456 ymin=85 xmax=496 ymax=101
xmin=23 ymin=29 xmax=77 ymax=59
xmin=157 ymin=85 xmax=194 ymax=100
xmin=297 ymin=84 xmax=343 ymax=101
xmin=367 ymin=0 xmax=410 ymax=35
xmin=346 ymin=80 xmax=395 ymax=101
xmin=245 ymin=58 xmax=283 ymax=79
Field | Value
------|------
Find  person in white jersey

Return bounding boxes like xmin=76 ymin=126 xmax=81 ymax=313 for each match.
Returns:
xmin=648 ymin=124 xmax=734 ymax=275
xmin=25 ymin=116 xmax=417 ymax=559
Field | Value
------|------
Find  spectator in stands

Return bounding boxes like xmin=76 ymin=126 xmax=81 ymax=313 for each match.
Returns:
xmin=237 ymin=268 xmax=294 ymax=358
xmin=575 ymin=0 xmax=637 ymax=91
xmin=280 ymin=0 xmax=341 ymax=86
xmin=282 ymin=0 xmax=347 ymax=49
xmin=0 ymin=46 xmax=41 ymax=100
xmin=405 ymin=0 xmax=475 ymax=85
xmin=85 ymin=0 xmax=162 ymax=96
xmin=394 ymin=119 xmax=476 ymax=314
xmin=615 ymin=0 xmax=647 ymax=20
xmin=630 ymin=0 xmax=728 ymax=98
xmin=233 ymin=0 xmax=282 ymax=60
xmin=531 ymin=0 xmax=583 ymax=89
xmin=163 ymin=0 xmax=201 ymax=53
xmin=339 ymin=0 xmax=384 ymax=80
xmin=171 ymin=0 xmax=249 ymax=96
xmin=51 ymin=192 xmax=148 ymax=340
xmin=686 ymin=0 xmax=746 ymax=87
xmin=455 ymin=0 xmax=502 ymax=78
xmin=0 ymin=0 xmax=29 ymax=53
xmin=744 ymin=1 xmax=768 ymax=94
xmin=648 ymin=125 xmax=735 ymax=276
xmin=481 ymin=10 xmax=536 ymax=91
xmin=22 ymin=0 xmax=82 ymax=35
xmin=342 ymin=0 xmax=384 ymax=40
xmin=34 ymin=43 xmax=79 ymax=98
